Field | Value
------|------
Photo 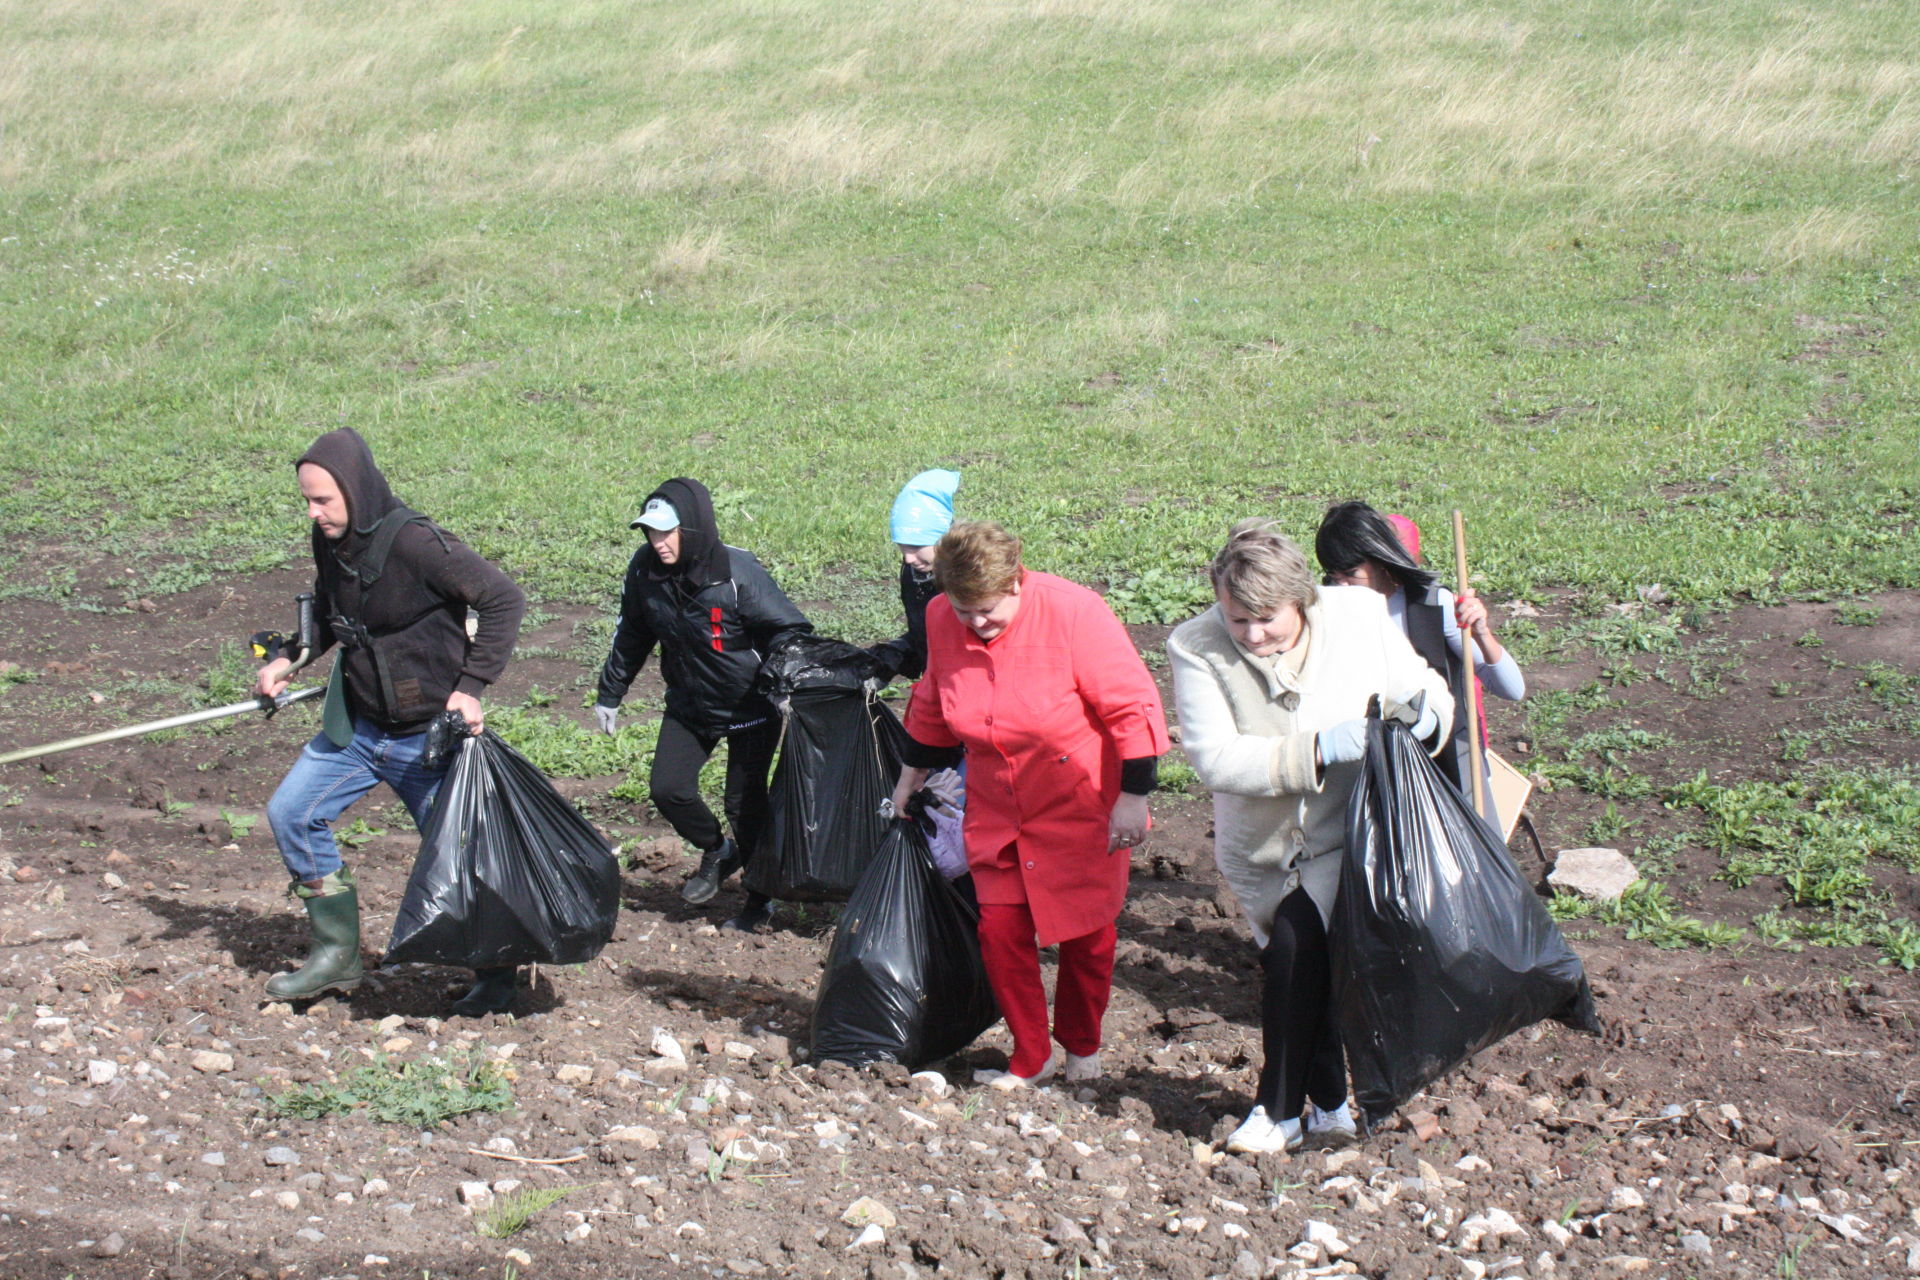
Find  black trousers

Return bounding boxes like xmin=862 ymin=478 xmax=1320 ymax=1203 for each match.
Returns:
xmin=1256 ymin=888 xmax=1348 ymax=1117
xmin=649 ymin=715 xmax=779 ymax=880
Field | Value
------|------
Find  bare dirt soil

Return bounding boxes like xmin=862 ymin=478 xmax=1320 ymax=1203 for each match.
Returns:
xmin=0 ymin=571 xmax=1914 ymax=1280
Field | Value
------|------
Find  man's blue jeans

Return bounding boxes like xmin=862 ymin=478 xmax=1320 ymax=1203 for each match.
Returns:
xmin=267 ymin=717 xmax=445 ymax=882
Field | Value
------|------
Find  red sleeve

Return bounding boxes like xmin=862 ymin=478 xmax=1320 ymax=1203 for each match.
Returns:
xmin=1072 ymin=591 xmax=1170 ymax=758
xmin=904 ymin=614 xmax=961 ymax=750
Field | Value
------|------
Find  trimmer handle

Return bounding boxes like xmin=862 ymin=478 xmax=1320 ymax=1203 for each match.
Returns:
xmin=288 ymin=593 xmax=318 ymax=674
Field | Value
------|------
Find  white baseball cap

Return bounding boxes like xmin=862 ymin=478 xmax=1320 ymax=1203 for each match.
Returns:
xmin=630 ymin=497 xmax=681 ymax=532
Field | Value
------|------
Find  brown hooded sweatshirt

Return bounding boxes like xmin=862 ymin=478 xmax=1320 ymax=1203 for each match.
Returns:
xmin=297 ymin=429 xmax=525 ymax=735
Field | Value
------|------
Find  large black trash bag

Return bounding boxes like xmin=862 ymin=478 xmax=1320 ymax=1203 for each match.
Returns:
xmin=1330 ymin=715 xmax=1599 ymax=1127
xmin=384 ymin=731 xmax=621 ymax=969
xmin=745 ymin=637 xmax=907 ymax=902
xmin=811 ymin=819 xmax=999 ymax=1067
xmin=755 ymin=633 xmax=885 ymax=696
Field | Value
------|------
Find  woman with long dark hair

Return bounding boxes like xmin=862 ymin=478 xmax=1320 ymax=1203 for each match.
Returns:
xmin=1314 ymin=501 xmax=1525 ymax=825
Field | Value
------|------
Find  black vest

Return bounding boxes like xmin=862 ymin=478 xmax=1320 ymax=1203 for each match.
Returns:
xmin=1401 ymin=586 xmax=1476 ymax=800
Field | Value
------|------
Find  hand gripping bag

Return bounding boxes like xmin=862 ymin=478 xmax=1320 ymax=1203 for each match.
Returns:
xmin=745 ymin=636 xmax=907 ymax=903
xmin=811 ymin=819 xmax=999 ymax=1067
xmin=1330 ymin=714 xmax=1599 ymax=1127
xmin=384 ymin=731 xmax=621 ymax=969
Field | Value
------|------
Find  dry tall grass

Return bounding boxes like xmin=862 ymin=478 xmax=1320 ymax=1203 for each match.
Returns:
xmin=0 ymin=0 xmax=1904 ymax=284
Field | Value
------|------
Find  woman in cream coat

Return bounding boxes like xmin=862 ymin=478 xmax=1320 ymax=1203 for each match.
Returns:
xmin=1168 ymin=520 xmax=1452 ymax=1154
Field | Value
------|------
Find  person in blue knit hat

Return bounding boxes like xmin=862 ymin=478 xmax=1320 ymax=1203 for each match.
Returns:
xmin=868 ymin=469 xmax=961 ymax=682
xmin=868 ymin=469 xmax=971 ymax=883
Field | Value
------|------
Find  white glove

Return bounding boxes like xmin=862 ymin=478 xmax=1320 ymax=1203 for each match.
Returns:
xmin=1317 ymin=719 xmax=1368 ymax=766
xmin=593 ymin=704 xmax=619 ymax=736
xmin=1380 ymin=690 xmax=1440 ymax=742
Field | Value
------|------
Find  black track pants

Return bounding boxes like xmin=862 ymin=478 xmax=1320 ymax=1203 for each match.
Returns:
xmin=1255 ymin=888 xmax=1347 ymax=1117
xmin=648 ymin=715 xmax=779 ymax=876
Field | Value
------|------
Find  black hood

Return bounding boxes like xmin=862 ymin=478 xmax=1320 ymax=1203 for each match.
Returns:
xmin=642 ymin=477 xmax=727 ymax=586
xmin=297 ymin=427 xmax=405 ymax=550
xmin=1315 ymin=500 xmax=1435 ymax=594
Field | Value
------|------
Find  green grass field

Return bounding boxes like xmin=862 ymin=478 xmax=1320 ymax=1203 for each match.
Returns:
xmin=2 ymin=0 xmax=1916 ymax=624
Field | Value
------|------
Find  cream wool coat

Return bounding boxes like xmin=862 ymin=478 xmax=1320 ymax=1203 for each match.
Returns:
xmin=1167 ymin=586 xmax=1453 ymax=946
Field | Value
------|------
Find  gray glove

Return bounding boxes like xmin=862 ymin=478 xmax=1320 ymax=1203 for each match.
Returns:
xmin=1380 ymin=690 xmax=1441 ymax=742
xmin=593 ymin=703 xmax=619 ymax=736
xmin=1317 ymin=719 xmax=1368 ymax=766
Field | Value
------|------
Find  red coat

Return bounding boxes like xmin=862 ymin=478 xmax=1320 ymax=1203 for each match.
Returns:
xmin=906 ymin=572 xmax=1170 ymax=945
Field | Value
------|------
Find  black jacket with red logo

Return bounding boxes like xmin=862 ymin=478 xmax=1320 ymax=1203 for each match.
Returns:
xmin=595 ymin=478 xmax=811 ymax=736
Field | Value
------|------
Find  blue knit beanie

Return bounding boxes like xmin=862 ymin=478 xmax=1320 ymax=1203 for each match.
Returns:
xmin=889 ymin=469 xmax=961 ymax=546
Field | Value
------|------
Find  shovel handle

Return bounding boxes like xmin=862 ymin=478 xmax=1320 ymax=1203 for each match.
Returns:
xmin=1452 ymin=510 xmax=1489 ymax=823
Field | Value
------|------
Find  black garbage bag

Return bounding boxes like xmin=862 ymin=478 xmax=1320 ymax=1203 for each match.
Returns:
xmin=384 ymin=730 xmax=621 ymax=969
xmin=1331 ymin=715 xmax=1599 ymax=1127
xmin=755 ymin=633 xmax=886 ymax=696
xmin=811 ymin=819 xmax=999 ymax=1067
xmin=744 ymin=684 xmax=909 ymax=903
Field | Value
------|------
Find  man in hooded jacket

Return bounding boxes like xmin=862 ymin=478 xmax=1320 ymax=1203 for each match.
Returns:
xmin=593 ymin=477 xmax=811 ymax=932
xmin=256 ymin=429 xmax=526 ymax=1013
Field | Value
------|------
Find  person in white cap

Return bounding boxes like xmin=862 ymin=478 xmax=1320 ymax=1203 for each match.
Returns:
xmin=593 ymin=478 xmax=811 ymax=931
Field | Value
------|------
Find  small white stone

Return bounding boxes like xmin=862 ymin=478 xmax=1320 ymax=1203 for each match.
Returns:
xmin=274 ymin=1191 xmax=301 ymax=1211
xmin=606 ymin=1124 xmax=661 ymax=1149
xmin=1609 ymin=1186 xmax=1647 ymax=1211
xmin=651 ymin=1029 xmax=687 ymax=1063
xmin=847 ymin=1224 xmax=885 ymax=1250
xmin=1303 ymin=1220 xmax=1349 ymax=1257
xmin=86 ymin=1059 xmax=118 ymax=1086
xmin=1548 ymin=848 xmax=1640 ymax=901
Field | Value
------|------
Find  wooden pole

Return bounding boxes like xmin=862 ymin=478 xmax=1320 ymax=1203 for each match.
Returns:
xmin=1452 ymin=510 xmax=1489 ymax=822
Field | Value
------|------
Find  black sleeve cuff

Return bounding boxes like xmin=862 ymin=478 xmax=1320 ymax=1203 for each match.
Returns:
xmin=902 ymin=737 xmax=964 ymax=771
xmin=1120 ymin=755 xmax=1159 ymax=796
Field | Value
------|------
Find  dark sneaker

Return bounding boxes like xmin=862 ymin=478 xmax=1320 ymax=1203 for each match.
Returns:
xmin=449 ymin=967 xmax=518 ymax=1018
xmin=719 ymin=900 xmax=776 ymax=934
xmin=681 ymin=838 xmax=739 ymax=905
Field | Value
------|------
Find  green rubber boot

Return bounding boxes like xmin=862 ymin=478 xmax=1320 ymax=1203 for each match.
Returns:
xmin=265 ymin=868 xmax=364 ymax=1001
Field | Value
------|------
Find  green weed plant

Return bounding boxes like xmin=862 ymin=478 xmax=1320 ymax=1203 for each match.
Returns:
xmin=1665 ymin=768 xmax=1920 ymax=967
xmin=477 ymin=1185 xmax=579 ymax=1240
xmin=271 ymin=1050 xmax=514 ymax=1128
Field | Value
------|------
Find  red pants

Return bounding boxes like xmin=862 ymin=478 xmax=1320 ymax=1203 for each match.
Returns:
xmin=977 ymin=903 xmax=1117 ymax=1077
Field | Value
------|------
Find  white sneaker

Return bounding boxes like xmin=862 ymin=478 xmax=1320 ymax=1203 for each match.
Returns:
xmin=1224 ymin=1105 xmax=1303 ymax=1154
xmin=982 ymin=1050 xmax=1060 ymax=1091
xmin=1304 ymin=1100 xmax=1359 ymax=1149
xmin=1063 ymin=1051 xmax=1101 ymax=1083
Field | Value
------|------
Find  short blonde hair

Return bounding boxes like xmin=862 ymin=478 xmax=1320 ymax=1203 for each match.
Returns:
xmin=1210 ymin=519 xmax=1318 ymax=616
xmin=936 ymin=521 xmax=1022 ymax=605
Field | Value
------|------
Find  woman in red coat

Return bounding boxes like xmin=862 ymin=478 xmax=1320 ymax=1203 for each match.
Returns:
xmin=888 ymin=522 xmax=1170 ymax=1089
